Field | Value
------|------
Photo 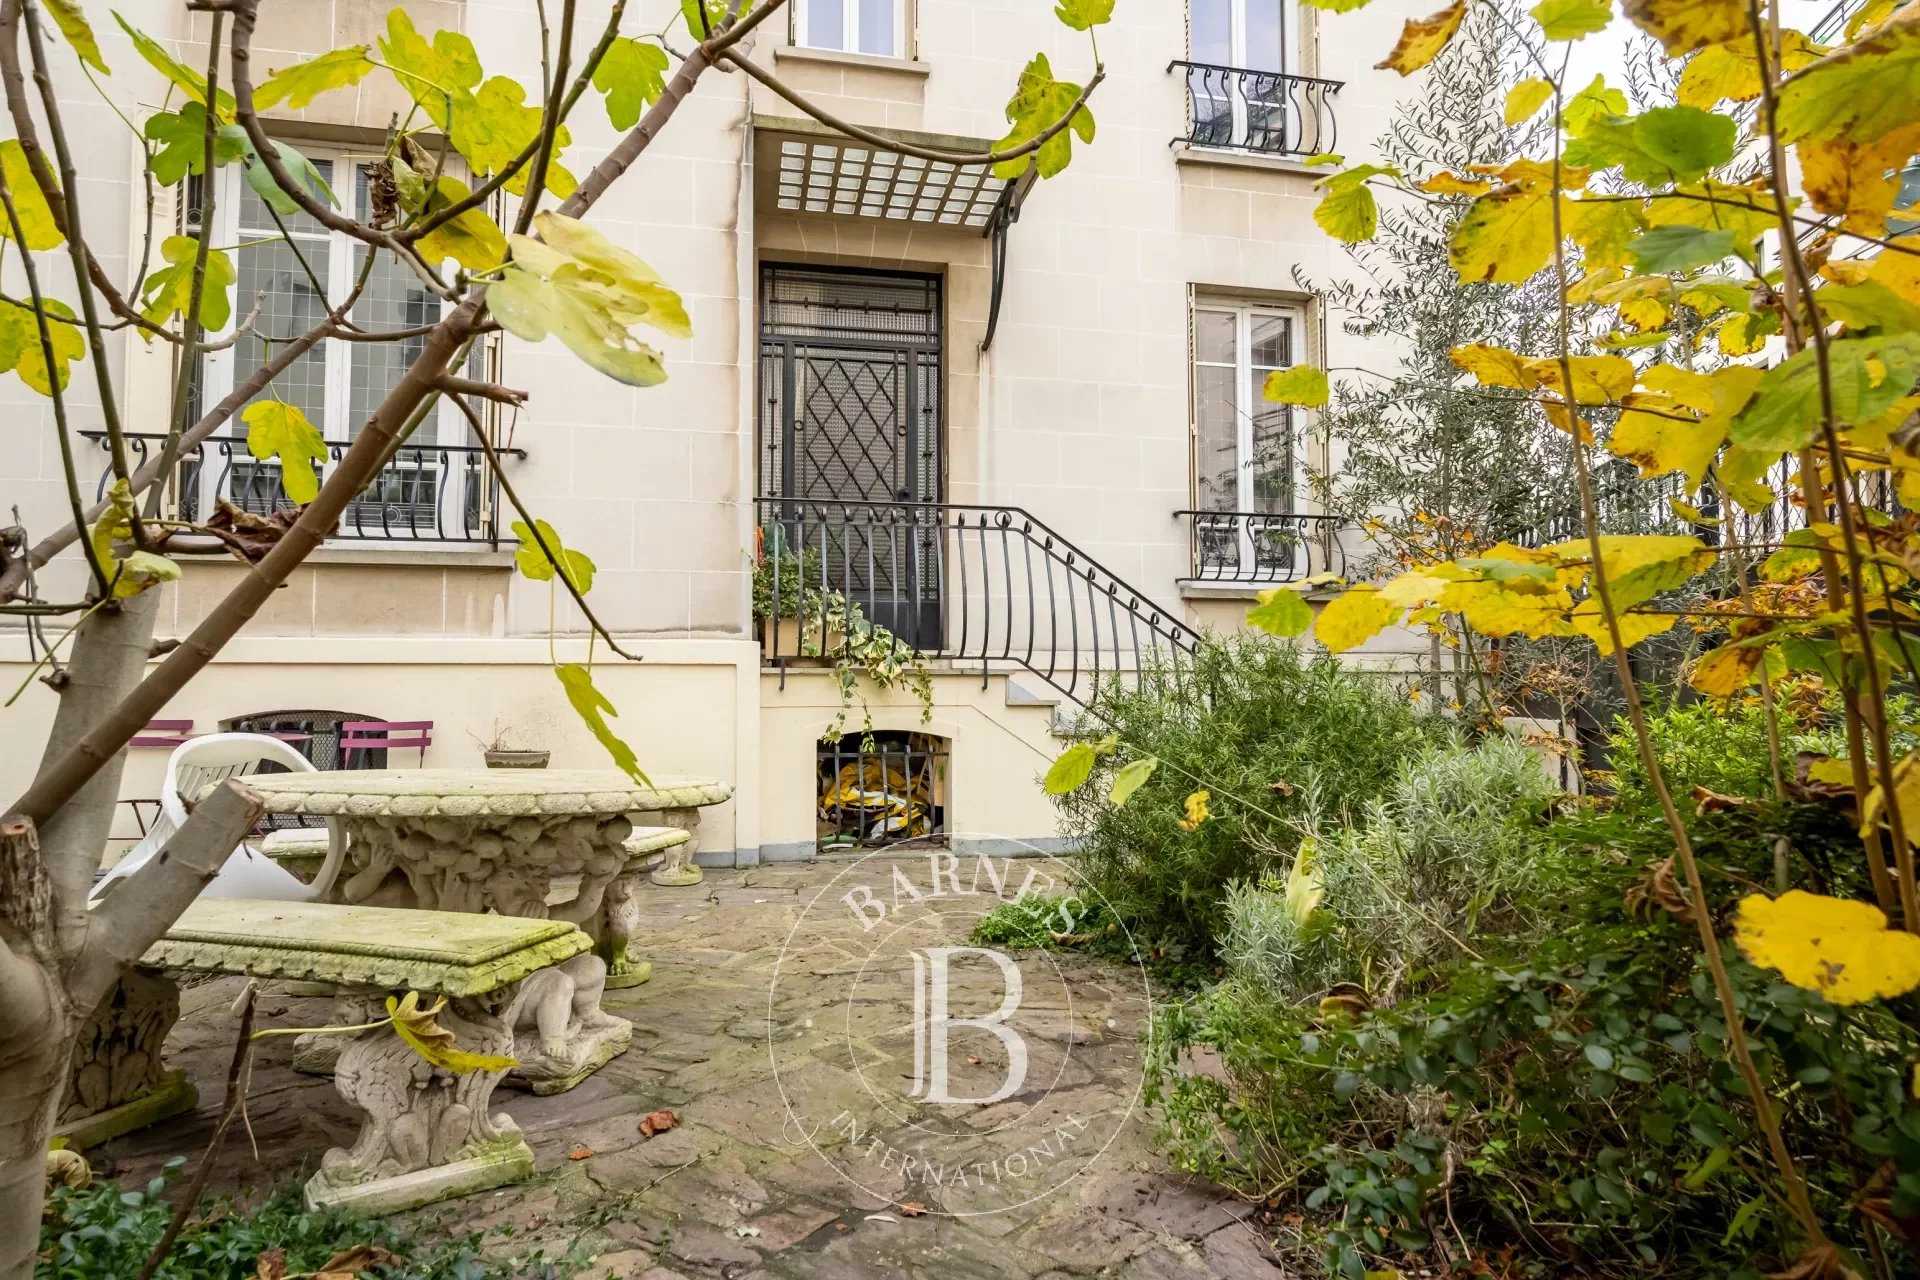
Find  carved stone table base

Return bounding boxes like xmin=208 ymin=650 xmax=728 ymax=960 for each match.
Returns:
xmin=501 ymin=953 xmax=634 ymax=1095
xmin=305 ymin=993 xmax=532 ymax=1215
xmin=648 ymin=806 xmax=705 ymax=886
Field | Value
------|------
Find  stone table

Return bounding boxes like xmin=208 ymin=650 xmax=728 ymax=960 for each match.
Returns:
xmin=235 ymin=769 xmax=733 ymax=1092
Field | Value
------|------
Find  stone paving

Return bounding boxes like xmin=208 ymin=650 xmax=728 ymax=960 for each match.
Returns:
xmin=95 ymin=854 xmax=1287 ymax=1278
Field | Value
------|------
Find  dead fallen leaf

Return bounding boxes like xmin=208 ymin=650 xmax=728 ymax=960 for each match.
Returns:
xmin=1691 ymin=784 xmax=1748 ymax=813
xmin=567 ymin=1145 xmax=593 ymax=1161
xmin=898 ymin=1201 xmax=927 ymax=1217
xmin=639 ymin=1108 xmax=678 ymax=1138
xmin=295 ymin=1244 xmax=401 ymax=1279
xmin=255 ymin=1250 xmax=287 ymax=1280
xmin=833 ymin=1222 xmax=850 ymax=1232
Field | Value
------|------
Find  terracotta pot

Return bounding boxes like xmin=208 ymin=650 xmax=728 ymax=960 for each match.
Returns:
xmin=484 ymin=748 xmax=550 ymax=769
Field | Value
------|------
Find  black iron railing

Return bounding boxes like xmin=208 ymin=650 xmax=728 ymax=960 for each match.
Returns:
xmin=755 ymin=497 xmax=1204 ymax=710
xmin=83 ymin=431 xmax=524 ymax=546
xmin=1174 ymin=511 xmax=1346 ymax=584
xmin=1505 ymin=461 xmax=1825 ymax=551
xmin=1168 ymin=61 xmax=1341 ymax=157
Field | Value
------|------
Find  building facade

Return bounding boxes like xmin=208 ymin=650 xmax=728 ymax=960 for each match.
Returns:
xmin=1 ymin=0 xmax=1425 ymax=864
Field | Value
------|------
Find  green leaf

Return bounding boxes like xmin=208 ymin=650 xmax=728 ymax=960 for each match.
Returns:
xmin=1283 ymin=836 xmax=1324 ymax=926
xmin=244 ymin=139 xmax=338 ymax=217
xmin=139 ymin=235 xmax=235 ymax=333
xmin=255 ymin=46 xmax=376 ymax=111
xmin=510 ymin=518 xmax=596 ymax=593
xmin=1731 ymin=334 xmax=1920 ymax=452
xmin=1777 ymin=13 xmax=1920 ymax=142
xmin=0 ymin=139 xmax=62 ymax=251
xmin=1043 ymin=743 xmax=1098 ymax=795
xmin=1054 ymin=0 xmax=1115 ymax=30
xmin=413 ymin=172 xmax=508 ymax=271
xmin=1583 ymin=1042 xmax=1615 ymax=1070
xmin=1816 ymin=281 xmax=1920 ymax=334
xmin=1563 ymin=106 xmax=1737 ymax=184
xmin=460 ymin=76 xmax=576 ymax=198
xmin=680 ymin=0 xmax=734 ymax=38
xmin=144 ymin=103 xmax=250 ymax=186
xmin=113 ymin=550 xmax=180 ymax=599
xmin=2 ymin=297 xmax=85 ymax=393
xmin=46 ymin=0 xmax=108 ymax=75
xmin=114 ymin=12 xmax=234 ymax=118
xmin=555 ymin=662 xmax=652 ymax=786
xmin=1628 ymin=225 xmax=1740 ymax=272
xmin=1107 ymin=757 xmax=1158 ymax=806
xmin=486 ymin=212 xmax=688 ymax=386
xmin=1531 ymin=0 xmax=1611 ymax=40
xmin=1248 ymin=586 xmax=1313 ymax=637
xmin=993 ymin=53 xmax=1095 ymax=181
xmin=1314 ymin=168 xmax=1392 ymax=243
xmin=88 ymin=478 xmax=134 ymax=586
xmin=1681 ymin=1144 xmax=1732 ymax=1192
xmin=1563 ymin=74 xmax=1629 ymax=134
xmin=1262 ymin=364 xmax=1330 ymax=407
xmin=241 ymin=399 xmax=328 ymax=503
xmin=593 ymin=37 xmax=669 ymax=132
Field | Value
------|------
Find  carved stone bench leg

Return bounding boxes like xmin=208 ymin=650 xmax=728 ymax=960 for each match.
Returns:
xmin=648 ymin=806 xmax=705 ymax=887
xmin=304 ymin=990 xmax=534 ymax=1215
xmin=598 ymin=868 xmax=654 ymax=990
xmin=57 ymin=969 xmax=197 ymax=1148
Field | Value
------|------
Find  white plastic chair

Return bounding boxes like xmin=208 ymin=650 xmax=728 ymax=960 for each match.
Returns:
xmin=91 ymin=733 xmax=347 ymax=904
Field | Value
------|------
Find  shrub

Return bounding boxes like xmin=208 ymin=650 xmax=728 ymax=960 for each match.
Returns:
xmin=1220 ymin=734 xmax=1563 ymax=1000
xmin=38 ymin=1166 xmax=589 ymax=1279
xmin=1056 ymin=637 xmax=1444 ymax=958
xmin=1145 ymin=795 xmax=1920 ymax=1278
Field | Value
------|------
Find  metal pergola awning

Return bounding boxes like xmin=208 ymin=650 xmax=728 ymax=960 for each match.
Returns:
xmin=751 ymin=114 xmax=1037 ymax=349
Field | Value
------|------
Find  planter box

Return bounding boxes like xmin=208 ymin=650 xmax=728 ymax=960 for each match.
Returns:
xmin=484 ymin=749 xmax=550 ymax=769
xmin=758 ymin=614 xmax=845 ymax=663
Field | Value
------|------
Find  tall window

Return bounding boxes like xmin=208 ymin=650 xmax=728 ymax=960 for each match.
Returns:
xmin=1186 ymin=0 xmax=1300 ymax=151
xmin=1192 ymin=299 xmax=1305 ymax=517
xmin=192 ymin=145 xmax=482 ymax=539
xmin=795 ymin=0 xmax=905 ymax=57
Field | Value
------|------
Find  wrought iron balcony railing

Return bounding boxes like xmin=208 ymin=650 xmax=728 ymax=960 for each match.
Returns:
xmin=755 ymin=497 xmax=1204 ymax=711
xmin=83 ymin=431 xmax=524 ymax=547
xmin=1174 ymin=511 xmax=1347 ymax=585
xmin=1168 ymin=61 xmax=1342 ymax=158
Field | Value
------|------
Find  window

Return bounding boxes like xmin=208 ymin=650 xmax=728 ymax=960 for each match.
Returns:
xmin=795 ymin=0 xmax=905 ymax=57
xmin=1191 ymin=298 xmax=1314 ymax=581
xmin=191 ymin=145 xmax=488 ymax=541
xmin=1185 ymin=1 xmax=1315 ymax=153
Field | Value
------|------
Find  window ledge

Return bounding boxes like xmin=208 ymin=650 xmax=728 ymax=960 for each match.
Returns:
xmin=1178 ymin=580 xmax=1336 ymax=602
xmin=300 ymin=546 xmax=518 ymax=570
xmin=773 ymin=43 xmax=930 ymax=77
xmin=1172 ymin=143 xmax=1329 ymax=179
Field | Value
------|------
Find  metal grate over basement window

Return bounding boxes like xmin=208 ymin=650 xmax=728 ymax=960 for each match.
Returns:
xmin=774 ymin=139 xmax=1008 ymax=227
xmin=817 ymin=731 xmax=950 ymax=850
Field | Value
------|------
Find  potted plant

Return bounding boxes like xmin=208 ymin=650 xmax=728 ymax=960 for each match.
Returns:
xmin=752 ymin=529 xmax=934 ymax=740
xmin=473 ymin=720 xmax=549 ymax=769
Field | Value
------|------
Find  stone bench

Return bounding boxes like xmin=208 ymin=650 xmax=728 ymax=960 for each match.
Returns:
xmin=60 ymin=899 xmax=629 ymax=1215
xmin=261 ymin=823 xmax=695 ymax=993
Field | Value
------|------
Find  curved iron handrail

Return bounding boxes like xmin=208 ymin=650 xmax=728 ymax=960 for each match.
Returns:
xmin=1172 ymin=510 xmax=1347 ymax=584
xmin=755 ymin=496 xmax=1205 ymax=711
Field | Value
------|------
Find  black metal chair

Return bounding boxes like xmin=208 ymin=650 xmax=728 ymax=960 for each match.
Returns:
xmin=217 ymin=709 xmax=385 ymax=831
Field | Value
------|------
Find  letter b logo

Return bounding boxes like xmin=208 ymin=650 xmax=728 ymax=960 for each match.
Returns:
xmin=907 ymin=947 xmax=1028 ymax=1105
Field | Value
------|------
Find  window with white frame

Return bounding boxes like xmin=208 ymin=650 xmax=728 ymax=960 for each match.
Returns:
xmin=1189 ymin=0 xmax=1290 ymax=72
xmin=1192 ymin=298 xmax=1306 ymax=516
xmin=1185 ymin=0 xmax=1310 ymax=152
xmin=795 ymin=0 xmax=906 ymax=57
xmin=190 ymin=144 xmax=486 ymax=541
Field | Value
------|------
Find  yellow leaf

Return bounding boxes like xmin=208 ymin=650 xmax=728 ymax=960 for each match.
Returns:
xmin=1690 ymin=642 xmax=1763 ymax=696
xmin=1565 ymin=196 xmax=1646 ymax=270
xmin=1716 ymin=311 xmax=1765 ymax=356
xmin=385 ymin=992 xmax=517 ymax=1073
xmin=1645 ymin=178 xmax=1777 ymax=241
xmin=1799 ymin=124 xmax=1920 ymax=237
xmin=0 ymin=139 xmax=63 ymax=251
xmin=1283 ymin=837 xmax=1323 ymax=926
xmin=1861 ymin=751 xmax=1920 ymax=847
xmin=1314 ymin=588 xmax=1401 ymax=653
xmin=1450 ymin=184 xmax=1558 ymax=284
xmin=1450 ymin=343 xmax=1537 ymax=390
xmin=1540 ymin=398 xmax=1594 ymax=444
xmin=1177 ymin=789 xmax=1211 ymax=832
xmin=1777 ymin=11 xmax=1920 ymax=142
xmin=1607 ymin=392 xmax=1728 ymax=487
xmin=1623 ymin=0 xmax=1747 ymax=55
xmin=1504 ymin=77 xmax=1553 ymax=125
xmin=1735 ymin=890 xmax=1920 ymax=1005
xmin=1418 ymin=170 xmax=1492 ymax=196
xmin=1380 ymin=571 xmax=1450 ymax=608
xmin=1525 ymin=354 xmax=1635 ymax=404
xmin=1375 ymin=2 xmax=1466 ymax=76
xmin=1868 ymin=231 xmax=1920 ymax=305
xmin=1567 ymin=605 xmax=1677 ymax=655
xmin=1677 ymin=33 xmax=1823 ymax=108
xmin=1447 ymin=582 xmax=1574 ymax=638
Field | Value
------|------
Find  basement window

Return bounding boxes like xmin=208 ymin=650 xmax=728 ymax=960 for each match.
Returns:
xmin=817 ymin=730 xmax=949 ymax=851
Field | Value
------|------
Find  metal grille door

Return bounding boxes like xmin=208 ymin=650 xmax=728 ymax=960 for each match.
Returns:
xmin=760 ymin=265 xmax=943 ymax=641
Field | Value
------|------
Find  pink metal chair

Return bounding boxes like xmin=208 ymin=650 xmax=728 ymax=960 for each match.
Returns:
xmin=131 ymin=719 xmax=193 ymax=748
xmin=340 ymin=720 xmax=434 ymax=766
